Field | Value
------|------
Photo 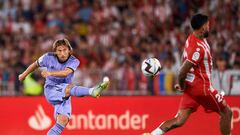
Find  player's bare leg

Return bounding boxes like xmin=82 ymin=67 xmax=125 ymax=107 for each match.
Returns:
xmin=219 ymin=105 xmax=232 ymax=135
xmin=57 ymin=114 xmax=69 ymax=126
xmin=65 ymin=84 xmax=74 ymax=97
xmin=146 ymin=108 xmax=192 ymax=135
xmin=160 ymin=108 xmax=192 ymax=132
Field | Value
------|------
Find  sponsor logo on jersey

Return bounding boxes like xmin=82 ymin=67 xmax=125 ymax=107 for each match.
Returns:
xmin=192 ymin=52 xmax=200 ymax=61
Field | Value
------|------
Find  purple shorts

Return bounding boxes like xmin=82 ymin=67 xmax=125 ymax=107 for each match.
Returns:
xmin=44 ymin=83 xmax=71 ymax=119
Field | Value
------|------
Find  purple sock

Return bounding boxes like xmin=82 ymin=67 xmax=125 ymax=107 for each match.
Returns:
xmin=70 ymin=86 xmax=90 ymax=97
xmin=47 ymin=123 xmax=64 ymax=135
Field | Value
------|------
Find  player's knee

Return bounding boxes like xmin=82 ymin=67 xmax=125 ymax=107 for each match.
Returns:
xmin=65 ymin=84 xmax=73 ymax=97
xmin=57 ymin=115 xmax=69 ymax=126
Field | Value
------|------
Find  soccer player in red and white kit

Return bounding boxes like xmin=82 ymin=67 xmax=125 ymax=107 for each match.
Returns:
xmin=146 ymin=14 xmax=233 ymax=135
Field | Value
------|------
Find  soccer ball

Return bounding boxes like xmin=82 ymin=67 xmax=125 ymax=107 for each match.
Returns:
xmin=141 ymin=58 xmax=161 ymax=77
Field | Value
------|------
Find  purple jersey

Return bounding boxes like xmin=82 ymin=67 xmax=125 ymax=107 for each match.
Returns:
xmin=37 ymin=52 xmax=80 ymax=85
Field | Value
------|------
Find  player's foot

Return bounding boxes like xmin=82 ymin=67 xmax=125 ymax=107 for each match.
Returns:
xmin=142 ymin=133 xmax=152 ymax=135
xmin=91 ymin=78 xmax=110 ymax=98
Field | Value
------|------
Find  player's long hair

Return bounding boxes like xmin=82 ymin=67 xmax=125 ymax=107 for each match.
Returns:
xmin=52 ymin=38 xmax=73 ymax=54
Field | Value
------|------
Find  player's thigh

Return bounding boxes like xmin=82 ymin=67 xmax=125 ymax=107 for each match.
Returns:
xmin=198 ymin=89 xmax=228 ymax=113
xmin=179 ymin=93 xmax=200 ymax=113
xmin=44 ymin=84 xmax=69 ymax=103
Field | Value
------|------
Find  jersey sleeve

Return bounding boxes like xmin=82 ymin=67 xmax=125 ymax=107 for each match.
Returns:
xmin=186 ymin=41 xmax=204 ymax=65
xmin=37 ymin=53 xmax=48 ymax=67
xmin=66 ymin=58 xmax=80 ymax=72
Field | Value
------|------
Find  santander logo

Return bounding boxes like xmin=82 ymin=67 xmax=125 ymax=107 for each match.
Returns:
xmin=28 ymin=105 xmax=52 ymax=130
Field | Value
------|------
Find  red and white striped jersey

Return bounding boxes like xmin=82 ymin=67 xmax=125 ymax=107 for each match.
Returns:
xmin=183 ymin=34 xmax=214 ymax=95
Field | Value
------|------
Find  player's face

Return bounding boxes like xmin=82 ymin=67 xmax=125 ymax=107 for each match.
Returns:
xmin=55 ymin=45 xmax=71 ymax=62
xmin=202 ymin=21 xmax=209 ymax=38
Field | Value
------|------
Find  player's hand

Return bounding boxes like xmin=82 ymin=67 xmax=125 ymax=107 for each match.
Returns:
xmin=41 ymin=70 xmax=51 ymax=78
xmin=18 ymin=74 xmax=26 ymax=82
xmin=174 ymin=84 xmax=184 ymax=92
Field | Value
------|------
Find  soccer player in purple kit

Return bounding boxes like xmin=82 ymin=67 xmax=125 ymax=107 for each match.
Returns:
xmin=19 ymin=38 xmax=110 ymax=135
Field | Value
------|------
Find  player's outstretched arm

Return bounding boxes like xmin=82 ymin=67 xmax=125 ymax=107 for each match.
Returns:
xmin=176 ymin=60 xmax=194 ymax=91
xmin=41 ymin=68 xmax=73 ymax=78
xmin=19 ymin=61 xmax=39 ymax=81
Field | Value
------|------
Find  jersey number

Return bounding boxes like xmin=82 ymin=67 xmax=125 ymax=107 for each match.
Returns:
xmin=215 ymin=93 xmax=223 ymax=103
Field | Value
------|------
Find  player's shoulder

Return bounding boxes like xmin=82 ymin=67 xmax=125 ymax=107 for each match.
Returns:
xmin=68 ymin=55 xmax=80 ymax=63
xmin=187 ymin=34 xmax=198 ymax=46
xmin=187 ymin=34 xmax=205 ymax=50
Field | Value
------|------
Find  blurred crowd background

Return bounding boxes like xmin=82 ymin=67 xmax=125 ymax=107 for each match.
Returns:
xmin=0 ymin=0 xmax=239 ymax=96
